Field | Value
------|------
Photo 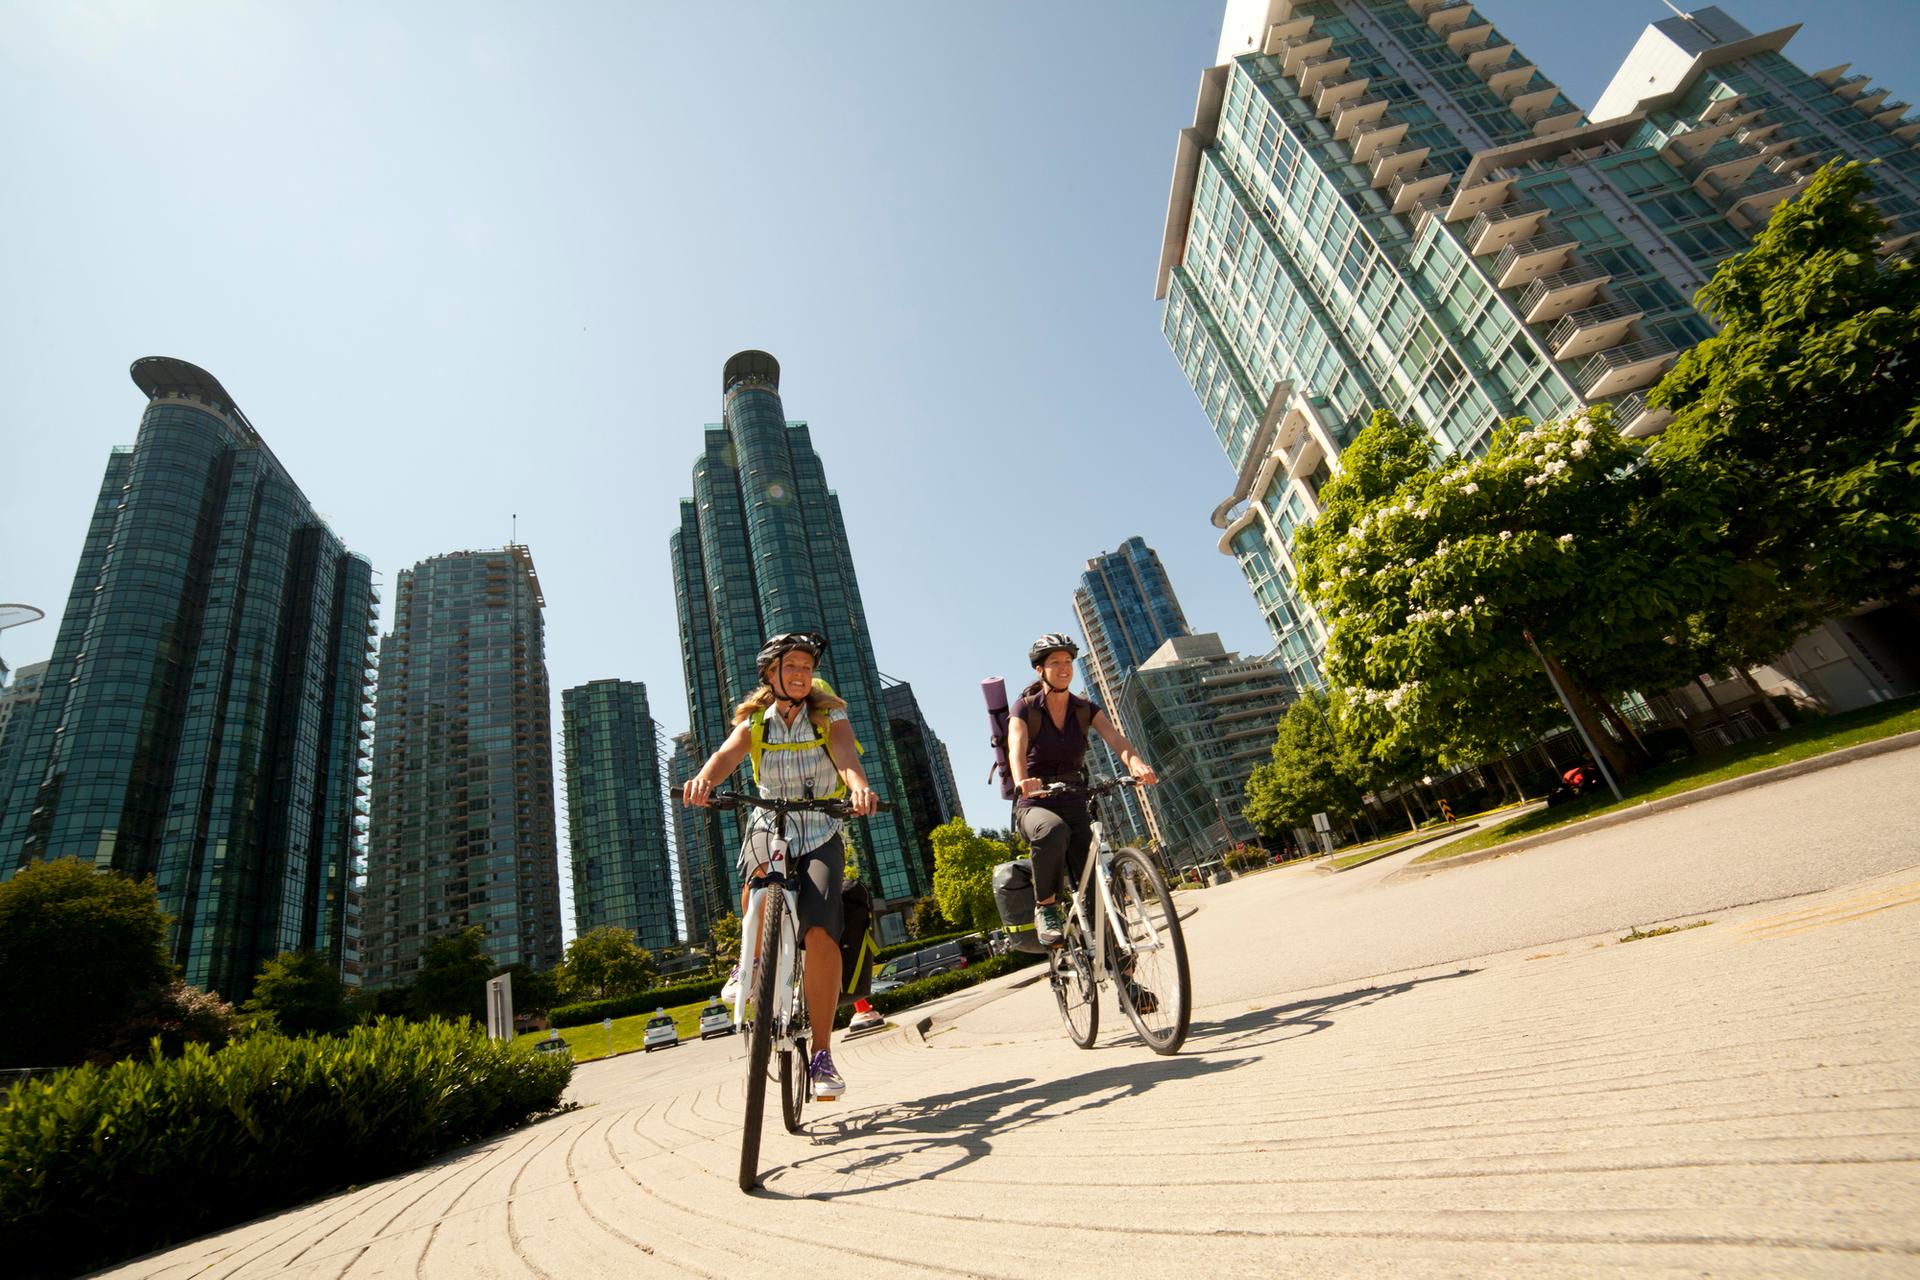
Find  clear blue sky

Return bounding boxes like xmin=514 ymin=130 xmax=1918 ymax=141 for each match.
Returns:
xmin=4 ymin=1 xmax=1915 ymax=938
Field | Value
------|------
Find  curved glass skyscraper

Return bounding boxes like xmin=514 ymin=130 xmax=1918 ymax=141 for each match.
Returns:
xmin=671 ymin=352 xmax=923 ymax=919
xmin=0 ymin=358 xmax=376 ymax=1001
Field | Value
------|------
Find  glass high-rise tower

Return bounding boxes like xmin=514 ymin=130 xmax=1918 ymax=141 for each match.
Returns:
xmin=561 ymin=679 xmax=675 ymax=950
xmin=361 ymin=546 xmax=563 ymax=985
xmin=670 ymin=351 xmax=923 ymax=919
xmin=1158 ymin=2 xmax=1916 ymax=690
xmin=0 ymin=358 xmax=376 ymax=1002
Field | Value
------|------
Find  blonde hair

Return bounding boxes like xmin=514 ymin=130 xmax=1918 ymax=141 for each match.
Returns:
xmin=732 ymin=677 xmax=848 ymax=727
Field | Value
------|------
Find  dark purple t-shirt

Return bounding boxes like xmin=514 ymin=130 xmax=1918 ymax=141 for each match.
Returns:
xmin=1012 ymin=690 xmax=1100 ymax=811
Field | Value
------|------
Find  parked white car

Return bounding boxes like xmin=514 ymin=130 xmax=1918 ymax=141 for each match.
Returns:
xmin=697 ymin=1000 xmax=734 ymax=1039
xmin=642 ymin=1010 xmax=679 ymax=1052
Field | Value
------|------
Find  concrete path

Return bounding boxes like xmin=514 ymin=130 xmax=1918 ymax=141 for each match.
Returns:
xmin=102 ymin=747 xmax=1920 ymax=1277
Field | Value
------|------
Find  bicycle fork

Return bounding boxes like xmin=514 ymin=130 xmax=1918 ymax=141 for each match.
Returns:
xmin=734 ymin=833 xmax=799 ymax=1034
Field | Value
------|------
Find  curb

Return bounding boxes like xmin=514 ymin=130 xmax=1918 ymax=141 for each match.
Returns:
xmin=1390 ymin=729 xmax=1920 ymax=881
xmin=1316 ymin=821 xmax=1484 ymax=873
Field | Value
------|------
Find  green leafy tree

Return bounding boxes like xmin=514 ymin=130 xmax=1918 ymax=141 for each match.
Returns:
xmin=409 ymin=927 xmax=493 ymax=1023
xmin=1650 ymin=159 xmax=1920 ymax=678
xmin=909 ymin=894 xmax=953 ymax=939
xmin=0 ymin=857 xmax=177 ymax=1067
xmin=242 ymin=950 xmax=354 ymax=1037
xmin=1295 ymin=409 xmax=1696 ymax=782
xmin=707 ymin=912 xmax=742 ymax=974
xmin=1243 ymin=689 xmax=1368 ymax=835
xmin=930 ymin=819 xmax=1008 ymax=931
xmin=558 ymin=926 xmax=656 ymax=1001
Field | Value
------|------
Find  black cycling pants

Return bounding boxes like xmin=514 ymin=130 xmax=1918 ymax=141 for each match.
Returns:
xmin=1016 ymin=804 xmax=1093 ymax=904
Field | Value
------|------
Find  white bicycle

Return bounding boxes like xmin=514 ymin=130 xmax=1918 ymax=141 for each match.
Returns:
xmin=706 ymin=787 xmax=893 ymax=1192
xmin=1042 ymin=776 xmax=1191 ymax=1055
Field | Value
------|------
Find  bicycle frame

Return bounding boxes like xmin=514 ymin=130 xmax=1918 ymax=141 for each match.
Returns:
xmin=734 ymin=825 xmax=804 ymax=1038
xmin=1058 ymin=784 xmax=1172 ymax=981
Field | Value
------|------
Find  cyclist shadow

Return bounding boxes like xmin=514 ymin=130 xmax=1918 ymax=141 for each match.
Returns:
xmin=755 ymin=1055 xmax=1250 ymax=1199
xmin=1181 ymin=967 xmax=1481 ymax=1055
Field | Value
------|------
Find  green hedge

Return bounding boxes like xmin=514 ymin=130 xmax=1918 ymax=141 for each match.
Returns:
xmin=550 ymin=974 xmax=727 ymax=1028
xmin=0 ymin=1017 xmax=571 ymax=1279
xmin=834 ymin=950 xmax=1043 ymax=1027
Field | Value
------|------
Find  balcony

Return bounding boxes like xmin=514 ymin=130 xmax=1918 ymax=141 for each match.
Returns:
xmin=1700 ymin=92 xmax=1746 ymax=121
xmin=1427 ymin=0 xmax=1474 ymax=33
xmin=1445 ymin=21 xmax=1494 ymax=53
xmin=1465 ymin=40 xmax=1515 ymax=73
xmin=1870 ymin=99 xmax=1911 ymax=124
xmin=1519 ymin=265 xmax=1612 ymax=323
xmin=1370 ymin=141 xmax=1431 ymax=189
xmin=1531 ymin=106 xmax=1584 ymax=137
xmin=1482 ymin=56 xmax=1536 ymax=95
xmin=1351 ymin=117 xmax=1409 ymax=162
xmin=1660 ymin=119 xmax=1739 ymax=163
xmin=1446 ymin=174 xmax=1515 ymax=220
xmin=1332 ymin=92 xmax=1390 ymax=139
xmin=1262 ymin=10 xmax=1315 ymax=46
xmin=1465 ymin=194 xmax=1550 ymax=254
xmin=1409 ymin=194 xmax=1452 ymax=237
xmin=1315 ymin=72 xmax=1371 ymax=116
xmin=1686 ymin=139 xmax=1766 ymax=192
xmin=1275 ymin=33 xmax=1332 ymax=76
xmin=1405 ymin=0 xmax=1455 ymax=12
xmin=1853 ymin=85 xmax=1891 ymax=113
xmin=1610 ymin=392 xmax=1675 ymax=438
xmin=1831 ymin=72 xmax=1871 ymax=99
xmin=1389 ymin=163 xmax=1452 ymax=213
xmin=1894 ymin=118 xmax=1920 ymax=141
xmin=1492 ymin=230 xmax=1577 ymax=287
xmin=1502 ymin=76 xmax=1560 ymax=114
xmin=1548 ymin=301 xmax=1644 ymax=361
xmin=1297 ymin=52 xmax=1352 ymax=94
xmin=1578 ymin=337 xmax=1678 ymax=399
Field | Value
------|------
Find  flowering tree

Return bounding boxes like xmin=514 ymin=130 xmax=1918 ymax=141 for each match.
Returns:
xmin=1294 ymin=408 xmax=1696 ymax=779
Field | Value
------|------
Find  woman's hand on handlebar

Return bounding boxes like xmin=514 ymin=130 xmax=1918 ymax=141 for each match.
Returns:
xmin=847 ymin=784 xmax=879 ymax=816
xmin=683 ymin=777 xmax=714 ymax=807
xmin=1127 ymin=758 xmax=1158 ymax=786
xmin=1016 ymin=776 xmax=1044 ymax=798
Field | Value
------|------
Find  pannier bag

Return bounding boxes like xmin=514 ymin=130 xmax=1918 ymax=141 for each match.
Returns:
xmin=838 ymin=879 xmax=877 ymax=1004
xmin=992 ymin=858 xmax=1049 ymax=955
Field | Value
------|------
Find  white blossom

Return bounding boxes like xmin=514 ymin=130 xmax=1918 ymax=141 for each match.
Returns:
xmin=1463 ymin=482 xmax=1479 ymax=495
xmin=1558 ymin=533 xmax=1574 ymax=545
xmin=1499 ymin=530 xmax=1513 ymax=541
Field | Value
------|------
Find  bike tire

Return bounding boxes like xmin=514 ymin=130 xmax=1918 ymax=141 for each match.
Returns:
xmin=779 ymin=984 xmax=809 ymax=1133
xmin=738 ymin=891 xmax=786 ymax=1192
xmin=1110 ymin=847 xmax=1191 ymax=1055
xmin=1049 ymin=908 xmax=1099 ymax=1049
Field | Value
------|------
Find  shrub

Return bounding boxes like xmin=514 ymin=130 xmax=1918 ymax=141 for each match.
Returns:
xmin=0 ymin=1017 xmax=570 ymax=1279
xmin=549 ymin=975 xmax=727 ymax=1028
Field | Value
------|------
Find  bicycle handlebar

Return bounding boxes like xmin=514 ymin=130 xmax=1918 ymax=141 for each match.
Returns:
xmin=1040 ymin=775 xmax=1140 ymax=799
xmin=700 ymin=788 xmax=894 ymax=818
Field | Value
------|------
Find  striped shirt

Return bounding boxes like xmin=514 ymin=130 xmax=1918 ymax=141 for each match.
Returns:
xmin=747 ymin=703 xmax=849 ymax=858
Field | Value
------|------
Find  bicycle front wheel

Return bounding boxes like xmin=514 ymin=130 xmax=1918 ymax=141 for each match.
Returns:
xmin=1049 ymin=908 xmax=1098 ymax=1049
xmin=738 ymin=891 xmax=786 ymax=1192
xmin=1110 ymin=848 xmax=1191 ymax=1054
xmin=779 ymin=994 xmax=809 ymax=1134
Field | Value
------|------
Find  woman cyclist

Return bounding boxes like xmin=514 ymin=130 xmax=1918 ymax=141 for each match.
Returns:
xmin=684 ymin=630 xmax=877 ymax=1101
xmin=1006 ymin=633 xmax=1157 ymax=948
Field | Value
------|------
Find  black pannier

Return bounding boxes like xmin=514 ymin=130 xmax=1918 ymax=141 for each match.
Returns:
xmin=838 ymin=879 xmax=877 ymax=1004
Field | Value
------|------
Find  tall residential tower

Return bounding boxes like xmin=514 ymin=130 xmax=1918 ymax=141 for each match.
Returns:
xmin=361 ymin=547 xmax=563 ymax=985
xmin=670 ymin=351 xmax=923 ymax=920
xmin=0 ymin=359 xmax=376 ymax=1001
xmin=1159 ymin=2 xmax=1917 ymax=690
xmin=561 ymin=679 xmax=676 ymax=950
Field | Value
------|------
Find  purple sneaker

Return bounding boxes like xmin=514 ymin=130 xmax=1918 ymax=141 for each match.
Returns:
xmin=809 ymin=1049 xmax=845 ymax=1101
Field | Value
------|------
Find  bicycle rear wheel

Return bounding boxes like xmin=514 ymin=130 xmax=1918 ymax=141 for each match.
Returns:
xmin=1109 ymin=848 xmax=1191 ymax=1055
xmin=738 ymin=892 xmax=786 ymax=1192
xmin=1049 ymin=908 xmax=1098 ymax=1049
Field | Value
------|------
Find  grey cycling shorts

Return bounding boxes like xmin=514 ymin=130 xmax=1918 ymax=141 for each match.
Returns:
xmin=738 ymin=830 xmax=845 ymax=939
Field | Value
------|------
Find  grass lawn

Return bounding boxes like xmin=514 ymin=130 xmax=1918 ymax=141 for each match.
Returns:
xmin=514 ymin=995 xmax=724 ymax=1064
xmin=1315 ymin=799 xmax=1533 ymax=871
xmin=1411 ymin=694 xmax=1920 ymax=866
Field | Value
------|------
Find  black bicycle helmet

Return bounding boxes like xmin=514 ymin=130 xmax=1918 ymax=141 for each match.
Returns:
xmin=1028 ymin=633 xmax=1079 ymax=667
xmin=757 ymin=630 xmax=828 ymax=673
